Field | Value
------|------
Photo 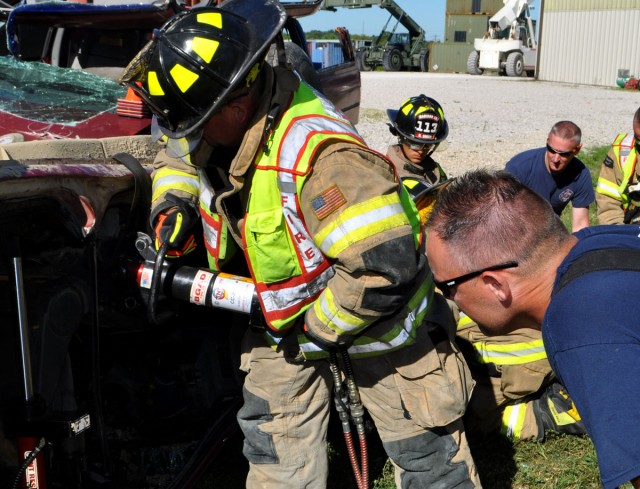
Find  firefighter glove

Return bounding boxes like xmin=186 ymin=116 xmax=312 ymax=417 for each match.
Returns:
xmin=153 ymin=196 xmax=198 ymax=257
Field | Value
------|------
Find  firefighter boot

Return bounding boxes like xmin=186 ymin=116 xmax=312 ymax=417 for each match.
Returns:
xmin=533 ymin=382 xmax=587 ymax=440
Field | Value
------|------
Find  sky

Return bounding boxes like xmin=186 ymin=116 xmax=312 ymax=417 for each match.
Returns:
xmin=298 ymin=0 xmax=541 ymax=42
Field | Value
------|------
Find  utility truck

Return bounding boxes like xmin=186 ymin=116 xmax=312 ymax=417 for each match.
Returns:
xmin=321 ymin=0 xmax=429 ymax=72
xmin=467 ymin=0 xmax=537 ymax=77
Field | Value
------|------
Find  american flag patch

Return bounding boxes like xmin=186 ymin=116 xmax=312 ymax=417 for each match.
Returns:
xmin=311 ymin=185 xmax=346 ymax=220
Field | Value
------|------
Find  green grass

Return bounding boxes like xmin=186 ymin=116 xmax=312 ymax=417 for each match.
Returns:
xmin=560 ymin=145 xmax=609 ymax=229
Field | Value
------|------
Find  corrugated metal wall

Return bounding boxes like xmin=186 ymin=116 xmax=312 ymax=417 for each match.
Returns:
xmin=430 ymin=42 xmax=476 ymax=73
xmin=539 ymin=1 xmax=640 ymax=86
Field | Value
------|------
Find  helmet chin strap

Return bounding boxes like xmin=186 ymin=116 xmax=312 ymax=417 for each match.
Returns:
xmin=274 ymin=32 xmax=289 ymax=68
xmin=260 ymin=35 xmax=292 ymax=154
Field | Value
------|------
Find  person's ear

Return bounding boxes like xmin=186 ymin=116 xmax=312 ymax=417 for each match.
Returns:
xmin=482 ymin=272 xmax=512 ymax=304
xmin=227 ymin=97 xmax=252 ymax=126
xmin=574 ymin=143 xmax=583 ymax=155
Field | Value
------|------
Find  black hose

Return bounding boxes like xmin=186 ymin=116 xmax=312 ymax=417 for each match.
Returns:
xmin=111 ymin=152 xmax=153 ymax=258
xmin=11 ymin=438 xmax=46 ymax=489
xmin=148 ymin=241 xmax=170 ymax=325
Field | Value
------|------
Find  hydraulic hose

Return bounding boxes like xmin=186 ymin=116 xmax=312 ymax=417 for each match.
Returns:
xmin=11 ymin=438 xmax=46 ymax=489
xmin=329 ymin=350 xmax=368 ymax=489
xmin=147 ymin=241 xmax=172 ymax=325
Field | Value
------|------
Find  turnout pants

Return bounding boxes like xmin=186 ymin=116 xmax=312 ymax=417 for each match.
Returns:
xmin=456 ymin=319 xmax=555 ymax=440
xmin=238 ymin=294 xmax=481 ymax=488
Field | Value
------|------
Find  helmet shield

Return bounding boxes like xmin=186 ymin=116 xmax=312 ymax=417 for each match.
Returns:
xmin=120 ymin=0 xmax=287 ymax=139
xmin=387 ymin=95 xmax=449 ymax=145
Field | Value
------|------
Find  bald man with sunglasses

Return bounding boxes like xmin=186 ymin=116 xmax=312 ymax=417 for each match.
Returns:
xmin=506 ymin=120 xmax=595 ymax=233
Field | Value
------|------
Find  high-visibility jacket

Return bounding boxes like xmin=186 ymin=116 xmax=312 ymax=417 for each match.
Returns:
xmin=151 ymin=69 xmax=433 ymax=360
xmin=243 ymin=81 xmax=370 ymax=331
xmin=596 ymin=132 xmax=638 ymax=224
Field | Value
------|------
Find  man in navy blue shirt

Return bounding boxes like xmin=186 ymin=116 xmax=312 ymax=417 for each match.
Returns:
xmin=426 ymin=169 xmax=640 ymax=489
xmin=506 ymin=121 xmax=595 ymax=232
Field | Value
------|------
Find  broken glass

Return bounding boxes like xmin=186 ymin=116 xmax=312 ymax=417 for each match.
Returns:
xmin=0 ymin=56 xmax=126 ymax=125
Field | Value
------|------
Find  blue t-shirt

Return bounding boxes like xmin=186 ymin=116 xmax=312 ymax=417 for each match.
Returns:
xmin=506 ymin=147 xmax=595 ymax=215
xmin=543 ymin=225 xmax=640 ymax=489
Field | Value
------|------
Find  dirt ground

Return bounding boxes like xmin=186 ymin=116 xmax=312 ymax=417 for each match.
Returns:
xmin=355 ymin=72 xmax=640 ymax=176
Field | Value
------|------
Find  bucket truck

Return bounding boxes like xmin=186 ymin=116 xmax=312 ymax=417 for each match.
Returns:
xmin=467 ymin=0 xmax=537 ymax=77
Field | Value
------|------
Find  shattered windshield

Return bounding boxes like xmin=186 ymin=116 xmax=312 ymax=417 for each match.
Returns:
xmin=0 ymin=56 xmax=126 ymax=124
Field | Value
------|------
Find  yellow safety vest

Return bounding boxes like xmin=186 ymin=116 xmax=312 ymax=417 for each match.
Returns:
xmin=243 ymin=82 xmax=367 ymax=331
xmin=245 ymin=83 xmax=429 ymax=359
xmin=596 ymin=133 xmax=638 ymax=209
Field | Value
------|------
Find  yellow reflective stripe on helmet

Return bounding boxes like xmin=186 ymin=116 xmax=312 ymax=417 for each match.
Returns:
xmin=196 ymin=11 xmax=222 ymax=28
xmin=192 ymin=37 xmax=219 ymax=64
xmin=473 ymin=339 xmax=547 ymax=365
xmin=501 ymin=401 xmax=527 ymax=439
xmin=147 ymin=71 xmax=165 ymax=96
xmin=596 ymin=177 xmax=622 ymax=200
xmin=316 ymin=194 xmax=410 ymax=257
xmin=313 ymin=287 xmax=372 ymax=335
xmin=152 ymin=168 xmax=200 ymax=202
xmin=170 ymin=64 xmax=199 ymax=93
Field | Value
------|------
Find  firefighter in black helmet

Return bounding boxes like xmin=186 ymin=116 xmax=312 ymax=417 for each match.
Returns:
xmin=387 ymin=94 xmax=450 ymax=225
xmin=121 ymin=2 xmax=480 ymax=487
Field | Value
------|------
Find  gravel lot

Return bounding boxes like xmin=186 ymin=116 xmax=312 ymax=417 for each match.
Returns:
xmin=355 ymin=72 xmax=640 ymax=177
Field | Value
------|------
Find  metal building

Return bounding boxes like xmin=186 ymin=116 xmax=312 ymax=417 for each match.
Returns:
xmin=538 ymin=0 xmax=640 ymax=86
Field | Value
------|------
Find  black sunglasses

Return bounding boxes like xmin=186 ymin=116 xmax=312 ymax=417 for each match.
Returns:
xmin=546 ymin=143 xmax=575 ymax=158
xmin=434 ymin=261 xmax=519 ymax=298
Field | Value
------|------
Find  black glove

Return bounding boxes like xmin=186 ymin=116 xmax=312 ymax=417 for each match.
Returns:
xmin=153 ymin=195 xmax=198 ymax=257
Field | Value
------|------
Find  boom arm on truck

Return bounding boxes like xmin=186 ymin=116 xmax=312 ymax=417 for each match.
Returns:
xmin=320 ymin=0 xmax=429 ymax=72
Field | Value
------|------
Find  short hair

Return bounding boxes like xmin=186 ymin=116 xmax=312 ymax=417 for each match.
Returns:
xmin=634 ymin=106 xmax=640 ymax=125
xmin=426 ymin=169 xmax=570 ymax=274
xmin=549 ymin=120 xmax=581 ymax=144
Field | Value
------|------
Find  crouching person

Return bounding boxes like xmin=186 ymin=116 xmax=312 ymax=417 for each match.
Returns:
xmin=426 ymin=169 xmax=640 ymax=489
